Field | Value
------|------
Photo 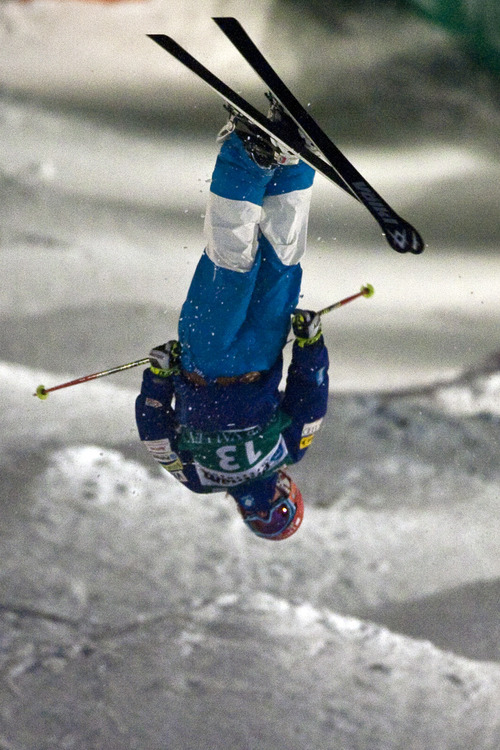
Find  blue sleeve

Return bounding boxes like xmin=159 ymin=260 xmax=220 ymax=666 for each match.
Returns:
xmin=135 ymin=368 xmax=178 ymax=443
xmin=280 ymin=337 xmax=329 ymax=463
xmin=135 ymin=369 xmax=216 ymax=494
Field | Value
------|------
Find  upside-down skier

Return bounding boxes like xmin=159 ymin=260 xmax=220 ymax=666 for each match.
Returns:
xmin=135 ymin=106 xmax=329 ymax=541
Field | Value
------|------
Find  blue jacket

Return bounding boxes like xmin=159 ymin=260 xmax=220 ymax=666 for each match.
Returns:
xmin=135 ymin=338 xmax=329 ymax=493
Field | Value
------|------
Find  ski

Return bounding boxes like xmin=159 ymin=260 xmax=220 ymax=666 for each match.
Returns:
xmin=148 ymin=34 xmax=356 ymax=200
xmin=148 ymin=26 xmax=424 ymax=254
xmin=212 ymin=17 xmax=424 ymax=255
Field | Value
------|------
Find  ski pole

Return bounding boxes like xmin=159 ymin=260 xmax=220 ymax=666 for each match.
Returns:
xmin=317 ymin=283 xmax=374 ymax=317
xmin=288 ymin=283 xmax=374 ymax=344
xmin=34 ymin=358 xmax=150 ymax=400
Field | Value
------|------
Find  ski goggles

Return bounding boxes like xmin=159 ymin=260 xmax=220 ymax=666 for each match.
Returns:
xmin=243 ymin=496 xmax=297 ymax=539
xmin=243 ymin=471 xmax=298 ymax=538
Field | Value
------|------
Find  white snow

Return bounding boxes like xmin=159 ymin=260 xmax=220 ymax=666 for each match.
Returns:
xmin=2 ymin=358 xmax=500 ymax=748
xmin=1 ymin=1 xmax=500 ymax=748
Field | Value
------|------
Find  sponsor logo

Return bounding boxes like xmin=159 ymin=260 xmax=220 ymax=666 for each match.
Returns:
xmin=144 ymin=438 xmax=180 ymax=465
xmin=161 ymin=456 xmax=185 ymax=473
xmin=352 ymin=181 xmax=398 ymax=225
xmin=182 ymin=424 xmax=261 ymax=446
xmin=301 ymin=418 xmax=323 ymax=437
xmin=299 ymin=434 xmax=315 ymax=450
xmin=387 ymin=228 xmax=413 ymax=252
xmin=145 ymin=398 xmax=163 ymax=409
xmin=240 ymin=494 xmax=256 ymax=508
xmin=316 ymin=366 xmax=326 ymax=385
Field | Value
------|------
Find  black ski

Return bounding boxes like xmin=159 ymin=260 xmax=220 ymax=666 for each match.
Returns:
xmin=148 ymin=34 xmax=356 ymax=199
xmin=212 ymin=16 xmax=424 ymax=255
xmin=148 ymin=27 xmax=424 ymax=254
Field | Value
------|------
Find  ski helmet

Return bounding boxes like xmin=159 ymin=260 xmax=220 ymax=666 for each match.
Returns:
xmin=232 ymin=470 xmax=304 ymax=541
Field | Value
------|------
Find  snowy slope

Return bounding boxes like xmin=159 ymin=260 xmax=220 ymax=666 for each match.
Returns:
xmin=1 ymin=591 xmax=500 ymax=750
xmin=1 ymin=359 xmax=500 ymax=748
xmin=5 ymin=358 xmax=500 ymax=617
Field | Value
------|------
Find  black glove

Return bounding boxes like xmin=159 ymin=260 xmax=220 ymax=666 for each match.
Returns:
xmin=149 ymin=341 xmax=181 ymax=377
xmin=292 ymin=310 xmax=322 ymax=347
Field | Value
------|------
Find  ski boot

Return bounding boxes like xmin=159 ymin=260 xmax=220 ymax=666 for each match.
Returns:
xmin=217 ymin=95 xmax=306 ymax=168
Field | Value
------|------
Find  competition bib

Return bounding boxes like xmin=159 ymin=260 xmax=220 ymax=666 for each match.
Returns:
xmin=179 ymin=410 xmax=291 ymax=488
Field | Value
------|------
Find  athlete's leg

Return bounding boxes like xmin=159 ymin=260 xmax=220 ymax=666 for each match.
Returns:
xmin=179 ymin=133 xmax=275 ymax=377
xmin=260 ymin=158 xmax=315 ymax=267
xmin=203 ymin=132 xmax=272 ymax=272
xmin=178 ymin=135 xmax=315 ymax=378
xmin=234 ymin=159 xmax=315 ymax=362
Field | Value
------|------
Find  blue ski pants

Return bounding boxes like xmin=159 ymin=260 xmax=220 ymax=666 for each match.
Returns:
xmin=178 ymin=133 xmax=315 ymax=378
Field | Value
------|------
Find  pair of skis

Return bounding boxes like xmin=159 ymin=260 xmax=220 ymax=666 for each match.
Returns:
xmin=148 ymin=17 xmax=424 ymax=255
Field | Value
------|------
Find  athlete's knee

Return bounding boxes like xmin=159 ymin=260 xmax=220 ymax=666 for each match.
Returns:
xmin=260 ymin=187 xmax=312 ymax=265
xmin=204 ymin=192 xmax=262 ymax=271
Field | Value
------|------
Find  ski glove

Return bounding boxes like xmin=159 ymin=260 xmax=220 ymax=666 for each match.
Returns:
xmin=149 ymin=341 xmax=181 ymax=378
xmin=292 ymin=310 xmax=322 ymax=347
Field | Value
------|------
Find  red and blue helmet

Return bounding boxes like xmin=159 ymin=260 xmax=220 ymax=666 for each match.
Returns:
xmin=230 ymin=470 xmax=304 ymax=541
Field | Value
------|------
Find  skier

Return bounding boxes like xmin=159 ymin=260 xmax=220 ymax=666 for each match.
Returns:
xmin=135 ymin=106 xmax=329 ymax=540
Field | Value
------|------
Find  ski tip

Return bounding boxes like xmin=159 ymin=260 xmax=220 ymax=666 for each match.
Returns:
xmin=385 ymin=227 xmax=425 ymax=255
xmin=212 ymin=17 xmax=244 ymax=35
xmin=147 ymin=34 xmax=166 ymax=46
xmin=411 ymin=236 xmax=425 ymax=255
xmin=34 ymin=384 xmax=49 ymax=400
xmin=212 ymin=16 xmax=239 ymax=24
